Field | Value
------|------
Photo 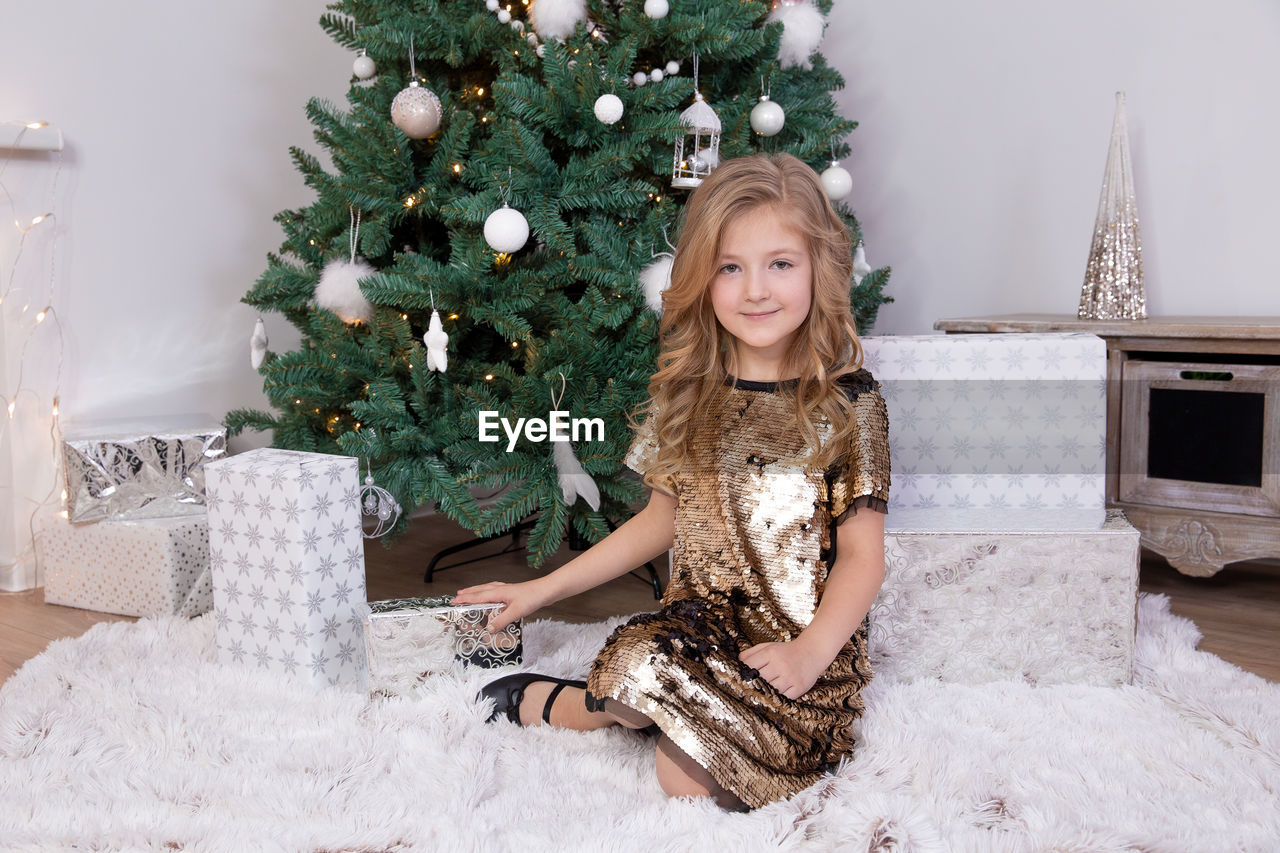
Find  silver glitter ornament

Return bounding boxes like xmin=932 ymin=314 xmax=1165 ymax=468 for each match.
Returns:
xmin=1078 ymin=92 xmax=1146 ymax=320
xmin=391 ymin=81 xmax=443 ymax=139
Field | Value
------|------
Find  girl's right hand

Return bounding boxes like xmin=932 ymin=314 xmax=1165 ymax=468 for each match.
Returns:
xmin=452 ymin=579 xmax=550 ymax=633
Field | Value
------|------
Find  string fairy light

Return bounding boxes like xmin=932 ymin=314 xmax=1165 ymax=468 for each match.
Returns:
xmin=0 ymin=120 xmax=68 ymax=587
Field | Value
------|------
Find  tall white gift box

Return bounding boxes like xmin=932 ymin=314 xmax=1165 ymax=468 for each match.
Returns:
xmin=204 ymin=449 xmax=367 ymax=690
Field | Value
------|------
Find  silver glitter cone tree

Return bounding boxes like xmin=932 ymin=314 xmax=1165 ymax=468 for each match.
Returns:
xmin=1078 ymin=92 xmax=1146 ymax=320
xmin=229 ymin=0 xmax=892 ymax=565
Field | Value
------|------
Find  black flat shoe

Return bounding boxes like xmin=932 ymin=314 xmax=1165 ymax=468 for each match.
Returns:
xmin=479 ymin=672 xmax=586 ymax=727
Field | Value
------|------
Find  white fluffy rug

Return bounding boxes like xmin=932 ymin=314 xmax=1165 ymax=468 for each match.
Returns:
xmin=1 ymin=593 xmax=1278 ymax=852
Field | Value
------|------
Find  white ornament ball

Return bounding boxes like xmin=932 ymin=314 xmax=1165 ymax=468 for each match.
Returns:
xmin=644 ymin=0 xmax=670 ymax=19
xmin=821 ymin=162 xmax=853 ymax=200
xmin=649 ymin=69 xmax=663 ymax=82
xmin=510 ymin=19 xmax=524 ymax=32
xmin=750 ymin=95 xmax=786 ymax=136
xmin=594 ymin=93 xmax=624 ymax=124
xmin=484 ymin=204 xmax=530 ymax=253
xmin=665 ymin=60 xmax=679 ymax=75
xmin=497 ymin=8 xmax=511 ymax=23
xmin=486 ymin=0 xmax=499 ymax=9
xmin=391 ymin=82 xmax=443 ymax=139
xmin=632 ymin=71 xmax=648 ymax=86
xmin=353 ymin=53 xmax=376 ymax=80
xmin=536 ymin=44 xmax=546 ymax=57
xmin=315 ymin=258 xmax=376 ymax=324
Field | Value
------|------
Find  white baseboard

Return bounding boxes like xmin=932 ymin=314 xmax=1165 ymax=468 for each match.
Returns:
xmin=0 ymin=557 xmax=38 ymax=592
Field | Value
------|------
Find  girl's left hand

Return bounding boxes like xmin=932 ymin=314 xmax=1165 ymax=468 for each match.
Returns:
xmin=739 ymin=638 xmax=828 ymax=700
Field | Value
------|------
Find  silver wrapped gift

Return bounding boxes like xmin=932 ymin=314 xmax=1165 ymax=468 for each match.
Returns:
xmin=361 ymin=596 xmax=523 ymax=697
xmin=62 ymin=415 xmax=227 ymax=523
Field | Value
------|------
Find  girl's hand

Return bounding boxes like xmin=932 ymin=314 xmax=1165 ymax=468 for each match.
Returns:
xmin=739 ymin=637 xmax=828 ymax=700
xmin=452 ymin=579 xmax=550 ymax=634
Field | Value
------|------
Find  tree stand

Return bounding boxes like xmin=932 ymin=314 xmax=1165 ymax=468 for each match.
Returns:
xmin=424 ymin=516 xmax=665 ymax=599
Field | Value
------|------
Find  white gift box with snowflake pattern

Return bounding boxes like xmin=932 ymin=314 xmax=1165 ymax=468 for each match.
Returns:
xmin=861 ymin=333 xmax=1108 ymax=530
xmin=204 ymin=448 xmax=367 ymax=690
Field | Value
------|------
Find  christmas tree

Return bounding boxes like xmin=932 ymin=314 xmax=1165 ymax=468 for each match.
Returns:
xmin=228 ymin=0 xmax=891 ymax=566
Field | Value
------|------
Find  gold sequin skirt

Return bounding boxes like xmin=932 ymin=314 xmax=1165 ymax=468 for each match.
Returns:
xmin=586 ymin=595 xmax=873 ymax=809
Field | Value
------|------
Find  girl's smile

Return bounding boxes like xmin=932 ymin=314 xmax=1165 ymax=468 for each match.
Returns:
xmin=710 ymin=206 xmax=813 ymax=381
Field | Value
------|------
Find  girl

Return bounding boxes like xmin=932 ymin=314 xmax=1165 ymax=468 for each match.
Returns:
xmin=453 ymin=152 xmax=889 ymax=812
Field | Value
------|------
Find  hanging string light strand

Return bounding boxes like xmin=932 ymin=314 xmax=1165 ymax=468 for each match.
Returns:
xmin=0 ymin=121 xmax=69 ymax=584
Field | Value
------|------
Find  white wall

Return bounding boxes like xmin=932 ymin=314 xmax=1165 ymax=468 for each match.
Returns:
xmin=828 ymin=0 xmax=1280 ymax=333
xmin=1 ymin=1 xmax=1277 ymax=585
xmin=0 ymin=0 xmax=341 ymax=586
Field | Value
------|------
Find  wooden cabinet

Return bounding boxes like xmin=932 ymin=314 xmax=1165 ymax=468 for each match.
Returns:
xmin=934 ymin=314 xmax=1280 ymax=576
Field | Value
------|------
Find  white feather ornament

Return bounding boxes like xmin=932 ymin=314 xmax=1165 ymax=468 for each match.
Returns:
xmin=639 ymin=254 xmax=673 ymax=314
xmin=767 ymin=1 xmax=826 ymax=70
xmin=315 ymin=258 xmax=376 ymax=324
xmin=553 ymin=440 xmax=600 ymax=511
xmin=250 ymin=317 xmax=268 ymax=369
xmin=422 ymin=309 xmax=448 ymax=372
xmin=853 ymin=244 xmax=872 ymax=285
xmin=529 ymin=0 xmax=586 ymax=40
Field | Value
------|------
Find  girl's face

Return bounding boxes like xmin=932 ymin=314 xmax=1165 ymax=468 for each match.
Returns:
xmin=709 ymin=206 xmax=813 ymax=382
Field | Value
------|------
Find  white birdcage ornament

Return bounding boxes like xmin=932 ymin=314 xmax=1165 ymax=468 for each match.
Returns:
xmin=671 ymin=57 xmax=721 ymax=189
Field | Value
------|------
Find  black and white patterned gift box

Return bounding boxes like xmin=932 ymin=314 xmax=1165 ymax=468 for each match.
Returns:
xmin=204 ymin=449 xmax=367 ymax=690
xmin=361 ymin=596 xmax=523 ymax=698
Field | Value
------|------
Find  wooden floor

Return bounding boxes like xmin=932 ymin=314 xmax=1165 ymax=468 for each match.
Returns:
xmin=2 ymin=513 xmax=1277 ymax=685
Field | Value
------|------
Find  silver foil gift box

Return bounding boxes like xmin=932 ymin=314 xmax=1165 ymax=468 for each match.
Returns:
xmin=62 ymin=414 xmax=227 ymax=523
xmin=361 ymin=596 xmax=523 ymax=697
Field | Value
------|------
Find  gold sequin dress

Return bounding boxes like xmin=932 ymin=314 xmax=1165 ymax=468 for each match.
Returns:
xmin=585 ymin=370 xmax=890 ymax=809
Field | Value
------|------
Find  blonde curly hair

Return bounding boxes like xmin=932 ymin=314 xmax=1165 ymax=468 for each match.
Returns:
xmin=637 ymin=153 xmax=867 ymax=491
